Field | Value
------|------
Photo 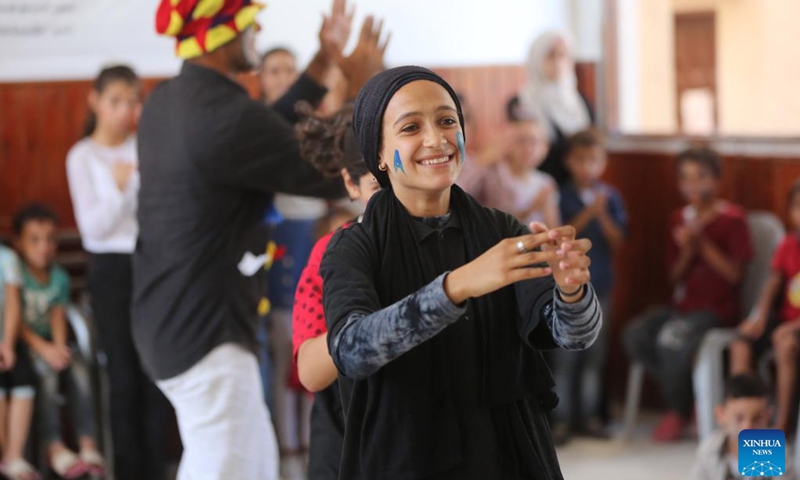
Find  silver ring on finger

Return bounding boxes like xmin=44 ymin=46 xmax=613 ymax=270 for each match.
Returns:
xmin=516 ymin=240 xmax=527 ymax=254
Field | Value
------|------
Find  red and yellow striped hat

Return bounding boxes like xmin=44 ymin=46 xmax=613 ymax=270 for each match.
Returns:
xmin=156 ymin=0 xmax=265 ymax=59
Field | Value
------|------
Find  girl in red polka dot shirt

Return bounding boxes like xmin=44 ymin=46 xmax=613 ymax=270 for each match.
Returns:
xmin=291 ymin=103 xmax=380 ymax=480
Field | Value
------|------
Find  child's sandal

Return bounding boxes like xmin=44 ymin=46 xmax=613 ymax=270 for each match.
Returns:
xmin=0 ymin=458 xmax=41 ymax=480
xmin=79 ymin=449 xmax=106 ymax=477
xmin=50 ymin=450 xmax=87 ymax=479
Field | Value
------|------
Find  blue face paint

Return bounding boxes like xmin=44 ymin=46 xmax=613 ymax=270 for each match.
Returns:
xmin=393 ymin=149 xmax=405 ymax=174
xmin=456 ymin=131 xmax=466 ymax=164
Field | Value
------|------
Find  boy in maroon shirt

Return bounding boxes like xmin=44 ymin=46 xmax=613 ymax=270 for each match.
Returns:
xmin=624 ymin=147 xmax=753 ymax=442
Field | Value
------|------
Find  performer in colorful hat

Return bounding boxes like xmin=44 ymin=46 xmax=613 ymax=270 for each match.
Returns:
xmin=133 ymin=1 xmax=385 ymax=478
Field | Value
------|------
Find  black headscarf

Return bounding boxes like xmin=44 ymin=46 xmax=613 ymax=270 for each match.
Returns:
xmin=352 ymin=66 xmax=465 ymax=187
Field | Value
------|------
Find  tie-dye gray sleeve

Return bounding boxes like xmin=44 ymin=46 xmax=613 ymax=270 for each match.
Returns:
xmin=330 ymin=272 xmax=466 ymax=380
xmin=546 ymin=283 xmax=603 ymax=350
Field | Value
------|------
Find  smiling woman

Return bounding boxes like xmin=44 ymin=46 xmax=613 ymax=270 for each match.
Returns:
xmin=379 ymin=80 xmax=464 ymax=214
xmin=320 ymin=66 xmax=604 ymax=480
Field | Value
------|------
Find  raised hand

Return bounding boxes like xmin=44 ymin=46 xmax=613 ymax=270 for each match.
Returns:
xmin=444 ymin=230 xmax=556 ymax=305
xmin=672 ymin=224 xmax=702 ymax=251
xmin=112 ymin=162 xmax=136 ymax=192
xmin=533 ymin=184 xmax=555 ymax=211
xmin=592 ymin=191 xmax=608 ymax=216
xmin=476 ymin=126 xmax=514 ymax=167
xmin=340 ymin=15 xmax=391 ymax=98
xmin=318 ymin=0 xmax=355 ymax=63
xmin=532 ymin=223 xmax=592 ymax=294
xmin=738 ymin=316 xmax=766 ymax=340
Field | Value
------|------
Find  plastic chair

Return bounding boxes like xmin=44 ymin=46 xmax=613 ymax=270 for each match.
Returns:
xmin=621 ymin=211 xmax=785 ymax=441
xmin=692 ymin=211 xmax=784 ymax=441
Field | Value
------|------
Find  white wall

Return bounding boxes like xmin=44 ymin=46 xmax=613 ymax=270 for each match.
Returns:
xmin=616 ymin=0 xmax=800 ymax=136
xmin=616 ymin=0 xmax=640 ymax=132
xmin=567 ymin=0 xmax=603 ymax=62
xmin=258 ymin=0 xmax=571 ymax=68
xmin=0 ymin=0 xmax=578 ymax=82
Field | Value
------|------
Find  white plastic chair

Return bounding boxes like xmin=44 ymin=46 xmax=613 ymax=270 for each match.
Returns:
xmin=622 ymin=211 xmax=785 ymax=441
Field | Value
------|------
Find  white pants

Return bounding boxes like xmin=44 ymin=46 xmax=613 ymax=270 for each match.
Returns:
xmin=158 ymin=343 xmax=279 ymax=480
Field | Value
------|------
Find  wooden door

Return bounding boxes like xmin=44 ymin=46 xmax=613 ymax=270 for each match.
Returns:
xmin=675 ymin=12 xmax=717 ymax=134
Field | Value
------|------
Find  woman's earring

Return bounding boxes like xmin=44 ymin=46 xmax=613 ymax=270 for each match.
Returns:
xmin=378 ymin=163 xmax=388 ymax=172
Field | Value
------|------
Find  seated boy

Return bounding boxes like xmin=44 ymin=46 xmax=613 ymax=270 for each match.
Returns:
xmin=14 ymin=204 xmax=105 ymax=478
xmin=624 ymin=148 xmax=753 ymax=442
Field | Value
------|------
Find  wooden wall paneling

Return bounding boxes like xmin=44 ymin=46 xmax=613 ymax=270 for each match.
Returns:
xmin=602 ymin=152 xmax=678 ymax=405
xmin=759 ymin=159 xmax=800 ymax=224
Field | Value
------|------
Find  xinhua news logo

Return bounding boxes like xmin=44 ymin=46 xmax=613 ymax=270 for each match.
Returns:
xmin=738 ymin=429 xmax=786 ymax=477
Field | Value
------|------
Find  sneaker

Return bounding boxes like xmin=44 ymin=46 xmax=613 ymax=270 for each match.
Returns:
xmin=652 ymin=412 xmax=688 ymax=443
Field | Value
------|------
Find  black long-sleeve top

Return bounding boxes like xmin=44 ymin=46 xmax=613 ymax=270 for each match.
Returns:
xmin=133 ymin=62 xmax=344 ymax=380
xmin=322 ymin=192 xmax=602 ymax=480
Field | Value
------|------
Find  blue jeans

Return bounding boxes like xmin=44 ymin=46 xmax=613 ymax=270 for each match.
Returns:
xmin=31 ymin=346 xmax=97 ymax=445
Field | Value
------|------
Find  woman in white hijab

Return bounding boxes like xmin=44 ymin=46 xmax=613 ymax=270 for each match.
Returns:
xmin=510 ymin=31 xmax=593 ymax=185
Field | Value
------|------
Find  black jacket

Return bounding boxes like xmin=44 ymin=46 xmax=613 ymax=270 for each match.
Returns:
xmin=133 ymin=62 xmax=343 ymax=380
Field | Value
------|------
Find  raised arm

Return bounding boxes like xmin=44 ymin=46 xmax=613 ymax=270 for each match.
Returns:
xmin=199 ymin=102 xmax=345 ymax=198
xmin=512 ymin=219 xmax=602 ymax=351
xmin=321 ymin=230 xmax=466 ymax=380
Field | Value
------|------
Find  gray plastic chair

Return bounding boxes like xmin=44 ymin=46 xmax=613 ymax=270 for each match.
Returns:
xmin=621 ymin=211 xmax=784 ymax=441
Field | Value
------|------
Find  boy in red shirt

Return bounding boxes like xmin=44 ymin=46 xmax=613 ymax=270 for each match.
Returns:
xmin=624 ymin=147 xmax=753 ymax=442
xmin=730 ymin=180 xmax=800 ymax=432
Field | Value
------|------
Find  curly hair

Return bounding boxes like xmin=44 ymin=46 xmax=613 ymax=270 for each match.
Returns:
xmin=295 ymin=102 xmax=369 ymax=181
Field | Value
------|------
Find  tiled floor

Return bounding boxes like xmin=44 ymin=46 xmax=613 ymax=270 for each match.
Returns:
xmin=557 ymin=436 xmax=697 ymax=480
xmin=180 ymin=415 xmax=701 ymax=480
xmin=260 ymin=435 xmax=698 ymax=480
xmin=556 ymin=411 xmax=699 ymax=480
